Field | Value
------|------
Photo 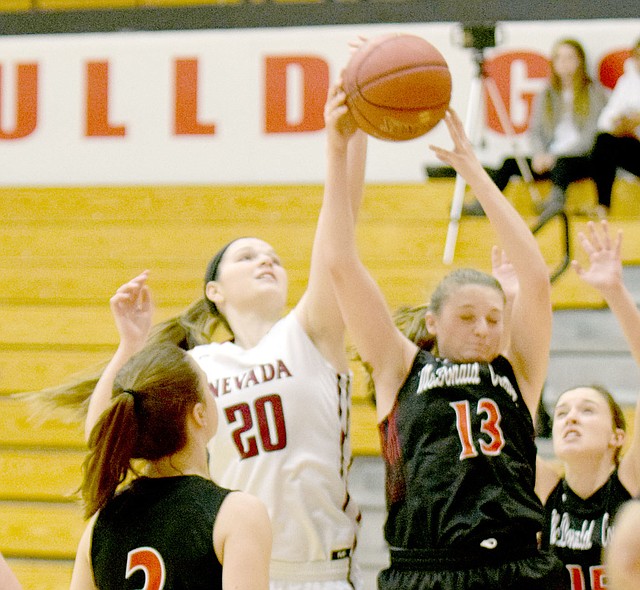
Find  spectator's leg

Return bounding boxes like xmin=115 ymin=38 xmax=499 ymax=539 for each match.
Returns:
xmin=591 ymin=133 xmax=620 ymax=209
xmin=616 ymin=136 xmax=640 ymax=179
xmin=536 ymin=156 xmax=589 ymax=222
xmin=491 ymin=157 xmax=530 ymax=191
xmin=549 ymin=155 xmax=591 ymax=192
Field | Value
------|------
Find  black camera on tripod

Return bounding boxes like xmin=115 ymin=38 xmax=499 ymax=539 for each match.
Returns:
xmin=461 ymin=23 xmax=497 ymax=51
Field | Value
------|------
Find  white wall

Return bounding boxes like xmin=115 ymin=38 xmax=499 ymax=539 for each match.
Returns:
xmin=0 ymin=19 xmax=637 ymax=185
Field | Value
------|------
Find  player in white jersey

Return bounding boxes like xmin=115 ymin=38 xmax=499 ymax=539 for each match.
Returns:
xmin=191 ymin=311 xmax=358 ymax=583
xmin=81 ymin=89 xmax=368 ymax=587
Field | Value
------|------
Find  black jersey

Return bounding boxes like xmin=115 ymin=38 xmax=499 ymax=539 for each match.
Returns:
xmin=542 ymin=471 xmax=631 ymax=590
xmin=92 ymin=475 xmax=231 ymax=590
xmin=380 ymin=350 xmax=543 ymax=552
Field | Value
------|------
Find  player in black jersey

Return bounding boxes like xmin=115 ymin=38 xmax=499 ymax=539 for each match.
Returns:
xmin=69 ymin=276 xmax=271 ymax=590
xmin=536 ymin=222 xmax=640 ymax=590
xmin=318 ymin=85 xmax=564 ymax=589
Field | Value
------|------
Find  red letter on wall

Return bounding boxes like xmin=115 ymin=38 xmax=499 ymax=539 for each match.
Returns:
xmin=599 ymin=50 xmax=631 ymax=90
xmin=264 ymin=56 xmax=329 ymax=133
xmin=86 ymin=61 xmax=126 ymax=137
xmin=0 ymin=63 xmax=38 ymax=140
xmin=174 ymin=58 xmax=216 ymax=135
xmin=484 ymin=52 xmax=550 ymax=135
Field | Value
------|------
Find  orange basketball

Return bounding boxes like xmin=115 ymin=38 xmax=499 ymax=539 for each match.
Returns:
xmin=343 ymin=33 xmax=452 ymax=141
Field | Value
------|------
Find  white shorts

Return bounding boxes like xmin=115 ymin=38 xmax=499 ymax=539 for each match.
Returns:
xmin=270 ymin=580 xmax=360 ymax=590
xmin=269 ymin=557 xmax=363 ymax=590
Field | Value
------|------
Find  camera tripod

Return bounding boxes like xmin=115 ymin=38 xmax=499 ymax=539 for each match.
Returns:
xmin=443 ymin=41 xmax=543 ymax=264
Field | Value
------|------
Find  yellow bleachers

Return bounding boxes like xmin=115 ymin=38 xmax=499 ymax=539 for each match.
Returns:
xmin=0 ymin=396 xmax=84 ymax=590
xmin=0 ymin=449 xmax=84 ymax=501
xmin=0 ymin=0 xmax=32 ymax=11
xmin=33 ymin=0 xmax=244 ymax=8
xmin=1 ymin=179 xmax=639 ymax=590
xmin=36 ymin=0 xmax=137 ymax=9
xmin=0 ymin=502 xmax=84 ymax=559
xmin=3 ymin=180 xmax=640 ymax=402
xmin=5 ymin=560 xmax=73 ymax=590
xmin=145 ymin=0 xmax=243 ymax=5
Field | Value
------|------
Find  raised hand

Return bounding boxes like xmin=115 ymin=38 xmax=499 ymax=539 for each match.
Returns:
xmin=572 ymin=221 xmax=623 ymax=296
xmin=110 ymin=270 xmax=154 ymax=351
xmin=491 ymin=246 xmax=518 ymax=306
xmin=428 ymin=109 xmax=485 ymax=181
xmin=324 ymin=80 xmax=358 ymax=150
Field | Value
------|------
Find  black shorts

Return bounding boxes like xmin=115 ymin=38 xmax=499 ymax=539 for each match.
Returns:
xmin=378 ymin=545 xmax=564 ymax=590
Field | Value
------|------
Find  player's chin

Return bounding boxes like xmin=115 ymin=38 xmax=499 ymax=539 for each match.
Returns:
xmin=461 ymin=349 xmax=498 ymax=364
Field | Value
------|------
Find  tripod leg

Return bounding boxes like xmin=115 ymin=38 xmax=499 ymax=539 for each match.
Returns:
xmin=443 ymin=76 xmax=483 ymax=264
xmin=484 ymin=77 xmax=543 ymax=206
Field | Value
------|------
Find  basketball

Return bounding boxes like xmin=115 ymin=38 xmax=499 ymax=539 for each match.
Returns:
xmin=343 ymin=33 xmax=452 ymax=141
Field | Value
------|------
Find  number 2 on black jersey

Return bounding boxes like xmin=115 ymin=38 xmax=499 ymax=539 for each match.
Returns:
xmin=126 ymin=547 xmax=165 ymax=590
xmin=450 ymin=398 xmax=505 ymax=460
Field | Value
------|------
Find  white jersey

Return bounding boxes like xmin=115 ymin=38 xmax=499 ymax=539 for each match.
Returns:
xmin=190 ymin=312 xmax=360 ymax=585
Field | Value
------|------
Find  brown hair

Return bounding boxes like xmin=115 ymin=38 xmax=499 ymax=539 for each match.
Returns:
xmin=81 ymin=343 xmax=204 ymax=518
xmin=545 ymin=38 xmax=593 ymax=127
xmin=590 ymin=384 xmax=626 ymax=466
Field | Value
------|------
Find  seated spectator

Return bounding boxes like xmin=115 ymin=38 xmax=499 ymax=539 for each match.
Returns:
xmin=463 ymin=38 xmax=607 ymax=221
xmin=590 ymin=37 xmax=640 ymax=217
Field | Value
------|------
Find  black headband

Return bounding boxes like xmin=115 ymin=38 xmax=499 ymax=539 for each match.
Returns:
xmin=204 ymin=239 xmax=244 ymax=314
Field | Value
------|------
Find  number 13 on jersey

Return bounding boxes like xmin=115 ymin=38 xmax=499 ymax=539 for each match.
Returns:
xmin=450 ymin=398 xmax=505 ymax=460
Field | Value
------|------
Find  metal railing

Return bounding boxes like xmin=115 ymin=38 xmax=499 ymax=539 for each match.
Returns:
xmin=531 ymin=207 xmax=571 ymax=284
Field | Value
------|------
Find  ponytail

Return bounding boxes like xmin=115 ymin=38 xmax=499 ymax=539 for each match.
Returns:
xmin=81 ymin=393 xmax=138 ymax=518
xmin=81 ymin=343 xmax=203 ymax=518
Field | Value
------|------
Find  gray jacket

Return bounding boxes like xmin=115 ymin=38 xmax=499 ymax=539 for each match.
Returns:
xmin=529 ymin=82 xmax=608 ymax=156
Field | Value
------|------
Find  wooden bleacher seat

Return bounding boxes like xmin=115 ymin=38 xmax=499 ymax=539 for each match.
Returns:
xmin=0 ymin=448 xmax=84 ymax=502
xmin=0 ymin=398 xmax=84 ymax=449
xmin=0 ymin=0 xmax=31 ymax=11
xmin=5 ymin=559 xmax=73 ymax=590
xmin=36 ymin=0 xmax=137 ymax=9
xmin=146 ymin=0 xmax=243 ymax=5
xmin=0 ymin=396 xmax=84 ymax=590
xmin=0 ymin=502 xmax=84 ymax=559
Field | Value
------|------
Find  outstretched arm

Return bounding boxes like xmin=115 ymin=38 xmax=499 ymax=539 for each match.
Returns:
xmin=84 ymin=271 xmax=153 ymax=441
xmin=295 ymin=80 xmax=368 ymax=372
xmin=316 ymin=84 xmax=417 ymax=420
xmin=431 ymin=111 xmax=552 ymax=415
xmin=573 ymin=221 xmax=640 ymax=495
xmin=572 ymin=222 xmax=640 ymax=366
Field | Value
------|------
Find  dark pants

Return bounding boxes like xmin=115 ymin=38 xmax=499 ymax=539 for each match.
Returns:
xmin=489 ymin=156 xmax=591 ymax=192
xmin=591 ymin=132 xmax=640 ymax=208
xmin=489 ymin=156 xmax=592 ymax=194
